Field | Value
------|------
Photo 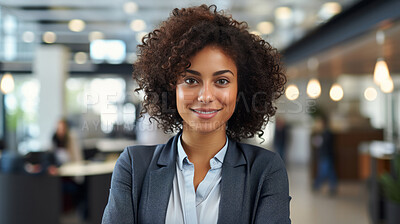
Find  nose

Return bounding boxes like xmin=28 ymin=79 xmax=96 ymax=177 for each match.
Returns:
xmin=197 ymin=83 xmax=215 ymax=103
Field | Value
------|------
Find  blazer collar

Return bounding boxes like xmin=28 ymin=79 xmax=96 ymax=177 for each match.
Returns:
xmin=223 ymin=138 xmax=247 ymax=167
xmin=156 ymin=132 xmax=179 ymax=167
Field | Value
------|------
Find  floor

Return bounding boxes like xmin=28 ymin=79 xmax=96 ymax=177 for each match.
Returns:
xmin=61 ymin=164 xmax=372 ymax=224
xmin=288 ymin=164 xmax=371 ymax=224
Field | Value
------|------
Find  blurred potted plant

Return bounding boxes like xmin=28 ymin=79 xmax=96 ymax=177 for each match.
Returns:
xmin=380 ymin=154 xmax=400 ymax=224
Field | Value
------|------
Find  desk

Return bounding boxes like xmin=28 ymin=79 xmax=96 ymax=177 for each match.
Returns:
xmin=59 ymin=160 xmax=117 ymax=176
xmin=59 ymin=160 xmax=117 ymax=224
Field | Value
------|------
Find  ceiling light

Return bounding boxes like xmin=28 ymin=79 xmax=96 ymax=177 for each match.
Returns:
xmin=306 ymin=78 xmax=321 ymax=99
xmin=380 ymin=75 xmax=394 ymax=93
xmin=257 ymin=21 xmax=274 ymax=35
xmin=324 ymin=2 xmax=342 ymax=14
xmin=124 ymin=2 xmax=138 ymax=14
xmin=319 ymin=2 xmax=342 ymax=20
xmin=89 ymin=31 xmax=105 ymax=42
xmin=130 ymin=19 xmax=146 ymax=32
xmin=364 ymin=87 xmax=377 ymax=101
xmin=275 ymin=7 xmax=292 ymax=20
xmin=74 ymin=52 xmax=88 ymax=64
xmin=329 ymin=83 xmax=344 ymax=101
xmin=90 ymin=39 xmax=126 ymax=64
xmin=3 ymin=15 xmax=17 ymax=34
xmin=22 ymin=31 xmax=35 ymax=43
xmin=1 ymin=73 xmax=15 ymax=94
xmin=43 ymin=32 xmax=57 ymax=43
xmin=373 ymin=58 xmax=390 ymax=86
xmin=285 ymin=84 xmax=299 ymax=101
xmin=69 ymin=19 xmax=86 ymax=32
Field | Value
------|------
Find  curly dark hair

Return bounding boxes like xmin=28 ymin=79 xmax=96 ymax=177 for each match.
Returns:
xmin=133 ymin=4 xmax=286 ymax=141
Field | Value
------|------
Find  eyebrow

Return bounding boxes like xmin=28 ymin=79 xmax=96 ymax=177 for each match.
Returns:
xmin=185 ymin=69 xmax=235 ymax=76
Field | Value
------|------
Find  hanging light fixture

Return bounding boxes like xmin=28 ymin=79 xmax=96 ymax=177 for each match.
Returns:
xmin=364 ymin=87 xmax=377 ymax=101
xmin=373 ymin=30 xmax=393 ymax=93
xmin=285 ymin=84 xmax=299 ymax=101
xmin=1 ymin=72 xmax=15 ymax=94
xmin=380 ymin=75 xmax=394 ymax=93
xmin=306 ymin=58 xmax=321 ymax=99
xmin=373 ymin=58 xmax=390 ymax=86
xmin=307 ymin=78 xmax=321 ymax=99
xmin=329 ymin=83 xmax=344 ymax=101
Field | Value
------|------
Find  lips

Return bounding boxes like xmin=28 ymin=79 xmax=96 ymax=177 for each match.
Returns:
xmin=190 ymin=108 xmax=221 ymax=119
xmin=191 ymin=108 xmax=220 ymax=113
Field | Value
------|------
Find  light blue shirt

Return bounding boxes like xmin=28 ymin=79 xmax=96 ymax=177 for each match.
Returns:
xmin=165 ymin=135 xmax=228 ymax=224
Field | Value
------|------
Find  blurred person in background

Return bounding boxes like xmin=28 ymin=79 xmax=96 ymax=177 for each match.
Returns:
xmin=23 ymin=151 xmax=58 ymax=175
xmin=52 ymin=118 xmax=86 ymax=216
xmin=312 ymin=114 xmax=338 ymax=195
xmin=102 ymin=4 xmax=290 ymax=224
xmin=52 ymin=118 xmax=83 ymax=165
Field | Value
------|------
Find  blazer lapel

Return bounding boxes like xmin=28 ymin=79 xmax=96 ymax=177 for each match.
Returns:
xmin=218 ymin=140 xmax=248 ymax=224
xmin=146 ymin=167 xmax=175 ymax=223
xmin=140 ymin=134 xmax=179 ymax=224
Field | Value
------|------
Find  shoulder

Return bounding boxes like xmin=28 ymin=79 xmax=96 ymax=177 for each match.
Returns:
xmin=113 ymin=144 xmax=161 ymax=170
xmin=118 ymin=144 xmax=162 ymax=165
xmin=235 ymin=141 xmax=285 ymax=175
xmin=125 ymin=144 xmax=160 ymax=156
xmin=236 ymin=142 xmax=277 ymax=162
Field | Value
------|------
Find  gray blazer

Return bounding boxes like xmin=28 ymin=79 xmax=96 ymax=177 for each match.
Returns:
xmin=102 ymin=134 xmax=291 ymax=224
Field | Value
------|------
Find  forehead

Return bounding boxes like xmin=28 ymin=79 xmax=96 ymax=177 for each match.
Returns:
xmin=188 ymin=45 xmax=237 ymax=73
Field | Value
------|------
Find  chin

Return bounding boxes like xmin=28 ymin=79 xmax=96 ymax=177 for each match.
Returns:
xmin=184 ymin=121 xmax=227 ymax=134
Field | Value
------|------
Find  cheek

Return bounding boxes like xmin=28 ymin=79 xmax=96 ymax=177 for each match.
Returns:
xmin=218 ymin=88 xmax=237 ymax=111
xmin=227 ymin=94 xmax=237 ymax=113
xmin=176 ymin=86 xmax=196 ymax=109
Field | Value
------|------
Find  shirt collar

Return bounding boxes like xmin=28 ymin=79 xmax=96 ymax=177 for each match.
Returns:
xmin=177 ymin=134 xmax=228 ymax=171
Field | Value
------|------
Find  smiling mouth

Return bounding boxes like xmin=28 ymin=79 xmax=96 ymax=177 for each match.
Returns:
xmin=190 ymin=109 xmax=221 ymax=114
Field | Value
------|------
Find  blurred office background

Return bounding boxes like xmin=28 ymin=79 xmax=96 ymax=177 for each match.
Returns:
xmin=0 ymin=0 xmax=399 ymax=223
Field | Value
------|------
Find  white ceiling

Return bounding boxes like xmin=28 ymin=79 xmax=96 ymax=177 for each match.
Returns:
xmin=0 ymin=0 xmax=360 ymax=62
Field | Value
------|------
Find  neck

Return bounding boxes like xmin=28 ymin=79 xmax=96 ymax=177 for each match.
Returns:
xmin=181 ymin=125 xmax=227 ymax=164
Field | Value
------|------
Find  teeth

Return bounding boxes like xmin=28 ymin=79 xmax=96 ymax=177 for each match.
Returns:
xmin=193 ymin=109 xmax=218 ymax=114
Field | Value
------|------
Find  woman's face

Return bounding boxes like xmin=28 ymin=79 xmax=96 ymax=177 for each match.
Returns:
xmin=57 ymin=121 xmax=67 ymax=137
xmin=176 ymin=45 xmax=238 ymax=134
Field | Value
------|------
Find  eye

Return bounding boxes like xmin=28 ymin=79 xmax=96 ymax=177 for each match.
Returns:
xmin=184 ymin=77 xmax=198 ymax=85
xmin=216 ymin=79 xmax=229 ymax=85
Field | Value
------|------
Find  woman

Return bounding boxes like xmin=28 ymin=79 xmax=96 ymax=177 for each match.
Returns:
xmin=52 ymin=119 xmax=82 ymax=164
xmin=103 ymin=4 xmax=290 ymax=224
